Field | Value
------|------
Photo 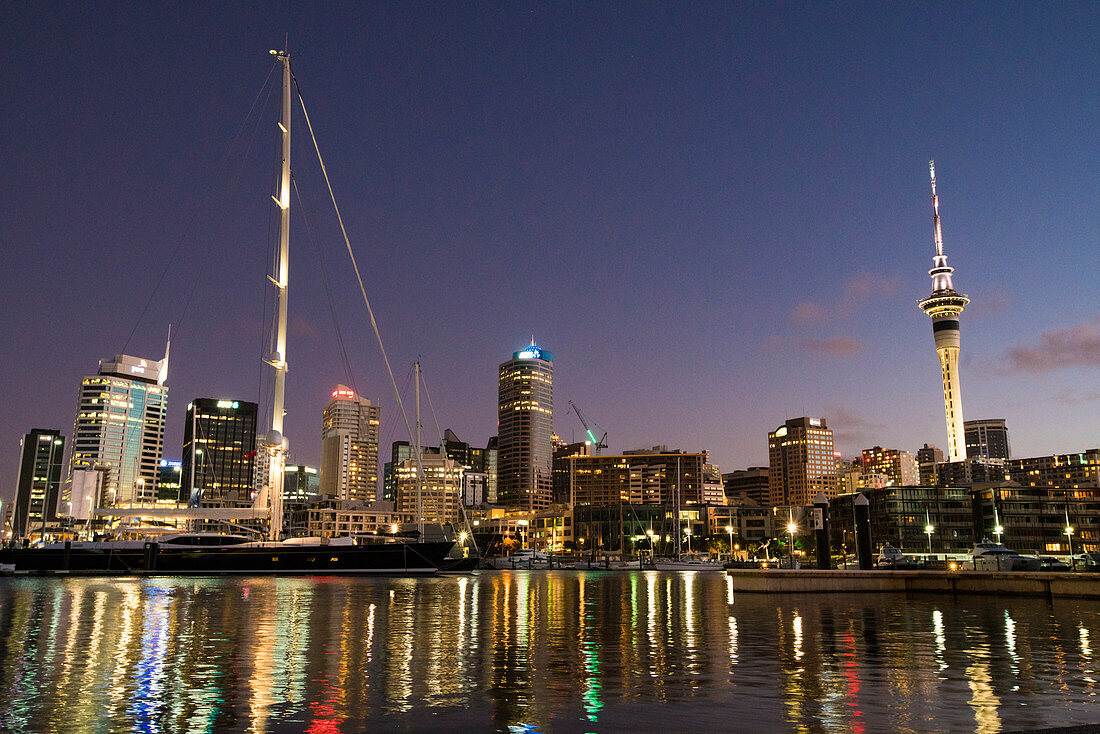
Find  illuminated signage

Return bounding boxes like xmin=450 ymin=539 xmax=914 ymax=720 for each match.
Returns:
xmin=332 ymin=389 xmax=356 ymax=400
xmin=516 ymin=345 xmax=542 ymax=360
xmin=216 ymin=400 xmax=239 ymax=409
xmin=809 ymin=418 xmax=821 ymax=427
xmin=775 ymin=426 xmax=788 ymax=438
xmin=130 ymin=366 xmax=145 ymax=374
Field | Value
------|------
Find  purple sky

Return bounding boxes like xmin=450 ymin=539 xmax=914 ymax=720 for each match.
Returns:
xmin=3 ymin=3 xmax=1099 ymax=502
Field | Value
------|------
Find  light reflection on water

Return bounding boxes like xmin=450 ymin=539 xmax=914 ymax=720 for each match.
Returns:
xmin=1 ymin=572 xmax=1099 ymax=732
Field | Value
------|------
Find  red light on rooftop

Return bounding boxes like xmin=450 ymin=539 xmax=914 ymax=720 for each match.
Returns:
xmin=332 ymin=389 xmax=356 ymax=399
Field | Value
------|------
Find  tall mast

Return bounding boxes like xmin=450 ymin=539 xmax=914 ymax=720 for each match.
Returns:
xmin=265 ymin=48 xmax=291 ymax=540
xmin=415 ymin=361 xmax=423 ymax=538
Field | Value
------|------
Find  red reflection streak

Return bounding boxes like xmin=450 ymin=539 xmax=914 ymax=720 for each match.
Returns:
xmin=307 ymin=674 xmax=344 ymax=734
xmin=842 ymin=632 xmax=864 ymax=733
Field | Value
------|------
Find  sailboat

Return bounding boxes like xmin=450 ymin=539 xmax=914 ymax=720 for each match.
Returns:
xmin=0 ymin=48 xmax=456 ymax=575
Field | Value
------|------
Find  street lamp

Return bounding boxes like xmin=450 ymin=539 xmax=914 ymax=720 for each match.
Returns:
xmin=726 ymin=524 xmax=734 ymax=560
xmin=786 ymin=520 xmax=797 ymax=569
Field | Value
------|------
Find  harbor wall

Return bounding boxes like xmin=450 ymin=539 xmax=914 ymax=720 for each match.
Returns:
xmin=728 ymin=569 xmax=1100 ymax=598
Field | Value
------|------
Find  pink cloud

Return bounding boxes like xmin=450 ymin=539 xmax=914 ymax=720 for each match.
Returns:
xmin=805 ymin=337 xmax=864 ymax=358
xmin=790 ymin=301 xmax=828 ymax=325
xmin=1005 ymin=316 xmax=1100 ymax=372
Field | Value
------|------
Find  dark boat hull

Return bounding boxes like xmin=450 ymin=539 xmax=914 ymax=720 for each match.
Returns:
xmin=0 ymin=540 xmax=454 ymax=576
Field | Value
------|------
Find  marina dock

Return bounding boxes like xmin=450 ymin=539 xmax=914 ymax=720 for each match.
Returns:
xmin=727 ymin=568 xmax=1100 ymax=599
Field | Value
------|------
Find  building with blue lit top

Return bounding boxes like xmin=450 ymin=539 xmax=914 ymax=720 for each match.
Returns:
xmin=497 ymin=343 xmax=554 ymax=511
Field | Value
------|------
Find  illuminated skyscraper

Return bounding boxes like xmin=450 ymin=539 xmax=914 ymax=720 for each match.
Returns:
xmin=320 ymin=385 xmax=381 ymax=501
xmin=182 ymin=399 xmax=258 ymax=508
xmin=69 ymin=345 xmax=169 ymax=508
xmin=497 ymin=343 xmax=553 ymax=511
xmin=12 ymin=429 xmax=65 ymax=537
xmin=918 ymin=161 xmax=970 ymax=462
xmin=767 ymin=417 xmax=837 ymax=506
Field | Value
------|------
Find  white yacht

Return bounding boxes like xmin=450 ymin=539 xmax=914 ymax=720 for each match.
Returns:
xmin=970 ymin=539 xmax=1040 ymax=571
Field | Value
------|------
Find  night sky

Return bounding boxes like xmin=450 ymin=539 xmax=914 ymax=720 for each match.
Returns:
xmin=3 ymin=3 xmax=1099 ymax=502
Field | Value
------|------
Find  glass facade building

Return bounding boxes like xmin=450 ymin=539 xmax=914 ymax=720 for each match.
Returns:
xmin=767 ymin=417 xmax=838 ymax=507
xmin=182 ymin=399 xmax=258 ymax=508
xmin=69 ymin=352 xmax=168 ymax=508
xmin=497 ymin=344 xmax=553 ymax=512
xmin=13 ymin=429 xmax=65 ymax=537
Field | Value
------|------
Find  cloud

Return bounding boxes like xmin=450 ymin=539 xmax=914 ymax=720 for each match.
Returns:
xmin=1004 ymin=316 xmax=1100 ymax=373
xmin=788 ymin=271 xmax=901 ymax=325
xmin=968 ymin=288 xmax=1011 ymax=318
xmin=804 ymin=337 xmax=864 ymax=358
xmin=826 ymin=405 xmax=885 ymax=450
xmin=790 ymin=301 xmax=829 ymax=325
xmin=841 ymin=272 xmax=900 ymax=305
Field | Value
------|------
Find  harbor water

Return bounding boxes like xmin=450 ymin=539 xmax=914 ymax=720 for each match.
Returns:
xmin=2 ymin=570 xmax=1099 ymax=732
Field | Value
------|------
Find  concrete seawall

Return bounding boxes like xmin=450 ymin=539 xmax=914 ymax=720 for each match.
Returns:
xmin=727 ymin=569 xmax=1100 ymax=599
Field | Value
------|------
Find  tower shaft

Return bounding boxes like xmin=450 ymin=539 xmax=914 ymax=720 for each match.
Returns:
xmin=918 ymin=161 xmax=969 ymax=462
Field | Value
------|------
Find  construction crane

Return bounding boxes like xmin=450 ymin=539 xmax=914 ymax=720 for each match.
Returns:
xmin=568 ymin=400 xmax=607 ymax=453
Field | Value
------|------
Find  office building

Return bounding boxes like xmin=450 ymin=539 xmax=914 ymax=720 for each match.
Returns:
xmin=157 ymin=459 xmax=182 ymax=502
xmin=394 ymin=452 xmax=463 ymax=525
xmin=965 ymin=419 xmax=1011 ymax=462
xmin=320 ymin=385 xmax=381 ymax=502
xmin=182 ymin=399 xmax=258 ymax=508
xmin=723 ymin=467 xmax=770 ymax=505
xmin=1005 ymin=449 xmax=1100 ymax=490
xmin=860 ymin=446 xmax=919 ymax=487
xmin=917 ymin=443 xmax=944 ymax=484
xmin=285 ymin=464 xmax=320 ymax=503
xmin=553 ymin=440 xmax=593 ymax=504
xmin=497 ymin=343 xmax=554 ymax=511
xmin=69 ymin=347 xmax=169 ymax=508
xmin=767 ymin=417 xmax=838 ymax=506
xmin=567 ymin=448 xmax=716 ymax=507
xmin=918 ymin=161 xmax=970 ymax=461
xmin=12 ymin=429 xmax=65 ymax=537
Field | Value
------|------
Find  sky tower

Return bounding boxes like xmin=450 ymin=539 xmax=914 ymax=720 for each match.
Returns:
xmin=918 ymin=161 xmax=970 ymax=462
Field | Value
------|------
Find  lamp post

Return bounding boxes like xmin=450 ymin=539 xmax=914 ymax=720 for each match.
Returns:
xmin=787 ymin=520 xmax=797 ymax=569
xmin=726 ymin=524 xmax=734 ymax=560
xmin=924 ymin=507 xmax=934 ymax=558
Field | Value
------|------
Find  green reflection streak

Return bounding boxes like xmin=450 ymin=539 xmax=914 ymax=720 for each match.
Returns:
xmin=582 ymin=584 xmax=603 ymax=723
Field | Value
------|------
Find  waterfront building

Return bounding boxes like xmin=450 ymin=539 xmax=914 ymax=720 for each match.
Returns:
xmin=831 ymin=486 xmax=976 ymax=556
xmin=182 ymin=399 xmax=258 ymax=508
xmin=705 ymin=504 xmax=776 ymax=547
xmin=836 ymin=459 xmax=862 ymax=496
xmin=860 ymin=446 xmax=919 ymax=487
xmin=965 ymin=419 xmax=1011 ymax=462
xmin=483 ymin=436 xmax=499 ymax=503
xmin=156 ymin=459 xmax=182 ymax=502
xmin=722 ymin=467 xmax=769 ymax=505
xmin=497 ymin=343 xmax=554 ymax=511
xmin=572 ymin=502 xmax=668 ymax=555
xmin=394 ymin=452 xmax=463 ymax=525
xmin=529 ymin=507 xmax=573 ymax=551
xmin=467 ymin=506 xmax=536 ymax=555
xmin=568 ymin=449 xmax=715 ymax=507
xmin=69 ymin=347 xmax=169 ymax=508
xmin=972 ymin=481 xmax=1100 ymax=554
xmin=918 ymin=161 xmax=970 ymax=462
xmin=12 ymin=429 xmax=65 ymax=538
xmin=767 ymin=417 xmax=838 ymax=506
xmin=320 ymin=385 xmax=381 ymax=502
xmin=553 ymin=440 xmax=593 ymax=504
xmin=1005 ymin=449 xmax=1100 ymax=490
xmin=307 ymin=499 xmax=413 ymax=538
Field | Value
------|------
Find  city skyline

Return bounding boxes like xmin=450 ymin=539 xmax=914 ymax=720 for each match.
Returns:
xmin=2 ymin=4 xmax=1099 ymax=505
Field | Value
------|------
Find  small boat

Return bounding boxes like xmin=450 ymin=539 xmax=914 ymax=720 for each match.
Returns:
xmin=645 ymin=555 xmax=724 ymax=571
xmin=970 ymin=539 xmax=1041 ymax=571
xmin=876 ymin=543 xmax=919 ymax=569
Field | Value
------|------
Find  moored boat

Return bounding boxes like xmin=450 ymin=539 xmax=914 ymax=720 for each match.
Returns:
xmin=0 ymin=533 xmax=454 ymax=575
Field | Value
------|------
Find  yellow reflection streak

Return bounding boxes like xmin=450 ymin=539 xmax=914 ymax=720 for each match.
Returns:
xmin=932 ymin=609 xmax=947 ymax=673
xmin=729 ymin=616 xmax=739 ymax=666
xmin=965 ymin=657 xmax=1002 ymax=733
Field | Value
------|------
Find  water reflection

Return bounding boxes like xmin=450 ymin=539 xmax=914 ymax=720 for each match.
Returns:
xmin=1 ymin=574 xmax=1100 ymax=732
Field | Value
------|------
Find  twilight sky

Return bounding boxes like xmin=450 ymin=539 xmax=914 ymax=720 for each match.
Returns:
xmin=2 ymin=3 xmax=1099 ymax=501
